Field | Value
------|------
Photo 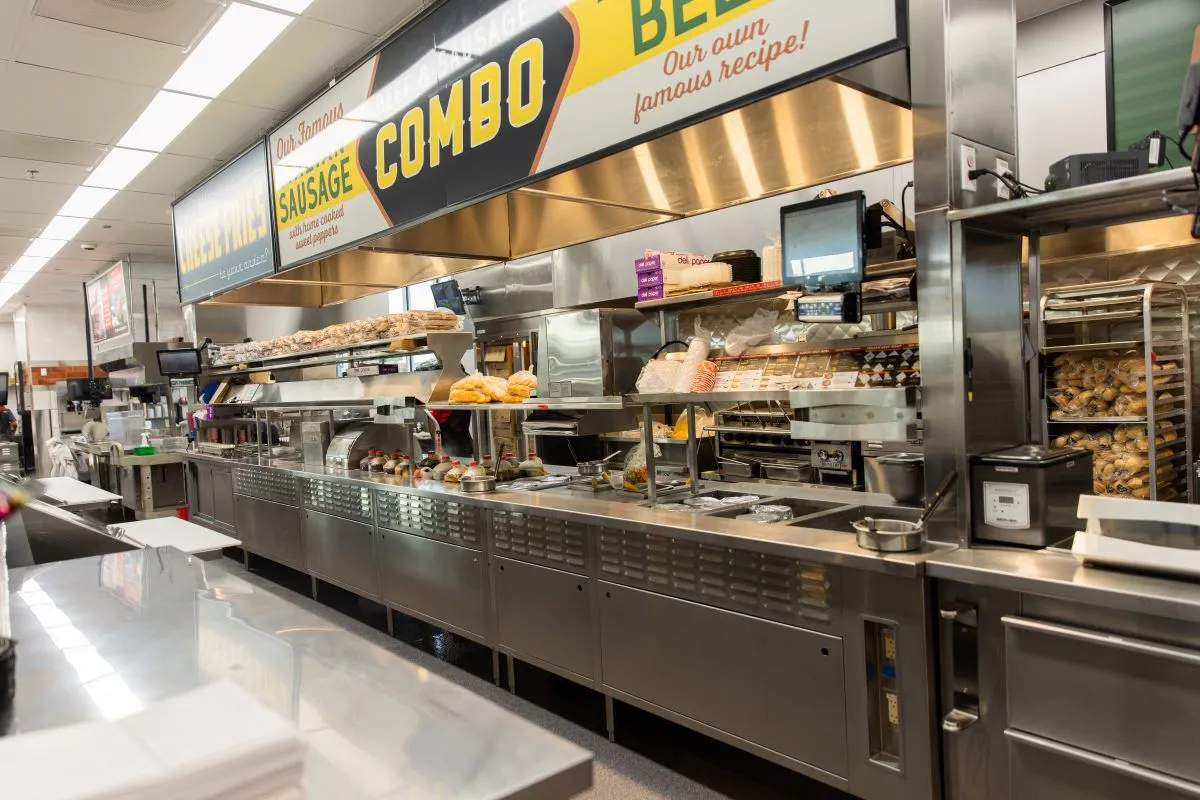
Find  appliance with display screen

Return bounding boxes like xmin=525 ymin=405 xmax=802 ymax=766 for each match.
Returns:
xmin=970 ymin=444 xmax=1092 ymax=547
xmin=430 ymin=279 xmax=467 ymax=315
xmin=156 ymin=348 xmax=202 ymax=377
xmin=66 ymin=378 xmax=113 ymax=404
xmin=781 ymin=192 xmax=867 ymax=324
xmin=0 ymin=372 xmax=9 ymax=406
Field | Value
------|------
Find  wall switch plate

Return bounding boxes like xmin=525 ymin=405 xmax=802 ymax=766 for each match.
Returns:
xmin=960 ymin=144 xmax=977 ymax=192
xmin=995 ymin=158 xmax=1011 ymax=199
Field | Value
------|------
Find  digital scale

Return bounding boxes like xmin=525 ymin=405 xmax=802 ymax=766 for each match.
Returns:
xmin=781 ymin=192 xmax=867 ymax=325
xmin=794 ymin=292 xmax=863 ymax=323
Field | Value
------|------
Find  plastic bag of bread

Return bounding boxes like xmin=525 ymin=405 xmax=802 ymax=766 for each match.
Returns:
xmin=451 ymin=373 xmax=485 ymax=392
xmin=508 ymin=370 xmax=538 ymax=389
xmin=478 ymin=376 xmax=509 ymax=402
xmin=1113 ymin=394 xmax=1147 ymax=417
xmin=449 ymin=389 xmax=486 ymax=404
xmin=506 ymin=384 xmax=533 ymax=399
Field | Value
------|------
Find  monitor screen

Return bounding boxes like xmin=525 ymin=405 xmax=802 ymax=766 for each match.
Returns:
xmin=66 ymin=378 xmax=113 ymax=402
xmin=0 ymin=372 xmax=9 ymax=407
xmin=780 ymin=192 xmax=866 ymax=290
xmin=430 ymin=279 xmax=466 ymax=315
xmin=157 ymin=349 xmax=202 ymax=376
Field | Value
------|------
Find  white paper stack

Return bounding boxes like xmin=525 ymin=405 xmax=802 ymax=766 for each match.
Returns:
xmin=0 ymin=680 xmax=306 ymax=800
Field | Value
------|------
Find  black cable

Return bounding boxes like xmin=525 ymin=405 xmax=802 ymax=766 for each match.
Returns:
xmin=900 ymin=180 xmax=913 ymax=243
xmin=970 ymin=167 xmax=1039 ymax=198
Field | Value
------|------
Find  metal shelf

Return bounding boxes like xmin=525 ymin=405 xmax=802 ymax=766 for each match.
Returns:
xmin=426 ymin=398 xmax=626 ymax=412
xmin=1047 ymin=409 xmax=1186 ymax=425
xmin=947 ymin=167 xmax=1199 ymax=235
xmin=207 ymin=339 xmax=438 ymax=376
xmin=598 ymin=434 xmax=698 ymax=445
xmin=626 ymin=391 xmax=792 ymax=406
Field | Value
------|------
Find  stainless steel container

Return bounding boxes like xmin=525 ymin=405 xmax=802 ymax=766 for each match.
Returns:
xmin=971 ymin=444 xmax=1092 ymax=547
xmin=300 ymin=421 xmax=332 ymax=466
xmin=537 ymin=309 xmax=660 ymax=398
xmin=864 ymin=453 xmax=924 ymax=504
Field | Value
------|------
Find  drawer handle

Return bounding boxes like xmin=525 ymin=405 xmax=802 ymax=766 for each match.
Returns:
xmin=1005 ymin=729 xmax=1200 ymax=798
xmin=1003 ymin=616 xmax=1200 ymax=667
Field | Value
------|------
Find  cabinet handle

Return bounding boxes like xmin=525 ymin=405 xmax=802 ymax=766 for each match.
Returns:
xmin=1005 ymin=729 xmax=1200 ymax=797
xmin=1003 ymin=615 xmax=1200 ymax=667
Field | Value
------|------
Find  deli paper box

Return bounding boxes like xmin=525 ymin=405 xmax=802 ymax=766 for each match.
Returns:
xmin=637 ymin=269 xmax=664 ymax=288
xmin=637 ymin=284 xmax=665 ymax=302
xmin=636 ymin=250 xmax=708 ymax=272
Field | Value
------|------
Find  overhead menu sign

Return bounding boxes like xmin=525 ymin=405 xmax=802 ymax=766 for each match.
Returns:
xmin=269 ymin=0 xmax=903 ymax=268
xmin=87 ymin=260 xmax=132 ymax=349
xmin=172 ymin=140 xmax=276 ymax=304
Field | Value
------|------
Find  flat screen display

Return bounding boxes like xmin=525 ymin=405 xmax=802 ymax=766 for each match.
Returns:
xmin=157 ymin=349 xmax=202 ymax=376
xmin=87 ymin=260 xmax=133 ymax=349
xmin=431 ymin=279 xmax=466 ymax=315
xmin=68 ymin=378 xmax=114 ymax=402
xmin=781 ymin=192 xmax=866 ymax=290
xmin=0 ymin=372 xmax=9 ymax=406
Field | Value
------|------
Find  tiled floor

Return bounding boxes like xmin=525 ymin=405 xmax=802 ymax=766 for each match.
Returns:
xmin=223 ymin=555 xmax=852 ymax=800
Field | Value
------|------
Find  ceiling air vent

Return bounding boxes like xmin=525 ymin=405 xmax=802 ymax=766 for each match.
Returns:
xmin=93 ymin=0 xmax=175 ymax=11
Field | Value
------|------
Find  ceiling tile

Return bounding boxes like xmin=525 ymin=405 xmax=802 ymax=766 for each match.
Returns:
xmin=0 ymin=234 xmax=32 ymax=259
xmin=164 ymin=98 xmax=282 ymax=161
xmin=125 ymin=152 xmax=219 ymax=197
xmin=32 ymin=0 xmax=219 ymax=48
xmin=93 ymin=188 xmax=174 ymax=225
xmin=221 ymin=17 xmax=373 ymax=112
xmin=305 ymin=0 xmax=424 ymax=37
xmin=76 ymin=218 xmax=173 ymax=248
xmin=0 ymin=62 xmax=156 ymax=145
xmin=0 ymin=155 xmax=89 ymax=185
xmin=0 ymin=209 xmax=49 ymax=238
xmin=0 ymin=1 xmax=30 ymax=62
xmin=15 ymin=15 xmax=185 ymax=89
xmin=43 ymin=257 xmax=129 ymax=276
xmin=0 ymin=175 xmax=74 ymax=215
xmin=0 ymin=130 xmax=108 ymax=167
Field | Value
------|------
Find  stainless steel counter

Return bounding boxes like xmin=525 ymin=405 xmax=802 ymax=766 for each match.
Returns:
xmin=185 ymin=452 xmax=948 ymax=577
xmin=928 ymin=546 xmax=1200 ymax=624
xmin=5 ymin=547 xmax=593 ymax=799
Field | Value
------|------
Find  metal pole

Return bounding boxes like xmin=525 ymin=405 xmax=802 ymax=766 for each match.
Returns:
xmin=642 ymin=405 xmax=657 ymax=504
xmin=82 ymin=282 xmax=95 ymax=380
xmin=686 ymin=403 xmax=699 ymax=495
xmin=1027 ymin=235 xmax=1042 ymax=444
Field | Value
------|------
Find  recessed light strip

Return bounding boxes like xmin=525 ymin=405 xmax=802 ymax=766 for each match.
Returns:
xmin=6 ymin=1 xmax=300 ymax=307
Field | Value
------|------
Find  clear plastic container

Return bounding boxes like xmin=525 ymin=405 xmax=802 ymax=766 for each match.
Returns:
xmin=463 ymin=461 xmax=487 ymax=479
xmin=106 ymin=411 xmax=146 ymax=448
xmin=368 ymin=451 xmax=388 ymax=472
xmin=496 ymin=455 xmax=518 ymax=481
xmin=519 ymin=452 xmax=546 ymax=477
xmin=444 ymin=461 xmax=467 ymax=483
xmin=359 ymin=450 xmax=376 ymax=471
xmin=481 ymin=454 xmax=495 ymax=477
xmin=395 ymin=456 xmax=412 ymax=478
xmin=432 ymin=456 xmax=454 ymax=480
xmin=382 ymin=451 xmax=401 ymax=473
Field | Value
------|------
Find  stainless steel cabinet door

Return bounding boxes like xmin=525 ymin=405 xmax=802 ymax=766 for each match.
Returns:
xmin=304 ymin=509 xmax=378 ymax=598
xmin=378 ymin=528 xmax=487 ymax=639
xmin=495 ymin=557 xmax=594 ymax=681
xmin=235 ymin=495 xmax=304 ymax=570
xmin=600 ymin=581 xmax=848 ymax=778
xmin=210 ymin=468 xmax=235 ymax=527
xmin=193 ymin=463 xmax=215 ymax=520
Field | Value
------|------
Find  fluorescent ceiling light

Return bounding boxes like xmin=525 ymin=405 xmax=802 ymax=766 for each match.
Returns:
xmin=11 ymin=256 xmax=49 ymax=273
xmin=165 ymin=3 xmax=293 ymax=99
xmin=40 ymin=216 xmax=90 ymax=241
xmin=118 ymin=91 xmax=209 ymax=152
xmin=23 ymin=238 xmax=66 ymax=259
xmin=59 ymin=186 xmax=118 ymax=219
xmin=248 ymin=0 xmax=314 ymax=13
xmin=85 ymin=148 xmax=157 ymax=191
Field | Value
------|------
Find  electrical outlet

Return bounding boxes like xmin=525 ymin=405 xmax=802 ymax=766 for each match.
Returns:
xmin=960 ymin=144 xmax=977 ymax=192
xmin=995 ymin=158 xmax=1011 ymax=200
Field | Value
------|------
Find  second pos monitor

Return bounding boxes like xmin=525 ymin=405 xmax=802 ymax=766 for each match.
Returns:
xmin=781 ymin=191 xmax=867 ymax=323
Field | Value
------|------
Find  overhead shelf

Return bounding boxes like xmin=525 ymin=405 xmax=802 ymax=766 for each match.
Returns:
xmin=204 ymin=332 xmax=448 ymax=377
xmin=626 ymin=391 xmax=793 ymax=406
xmin=425 ymin=397 xmax=627 ymax=412
xmin=947 ymin=167 xmax=1199 ymax=235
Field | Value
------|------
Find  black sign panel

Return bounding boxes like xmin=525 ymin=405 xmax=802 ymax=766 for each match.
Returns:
xmin=172 ymin=140 xmax=276 ymax=304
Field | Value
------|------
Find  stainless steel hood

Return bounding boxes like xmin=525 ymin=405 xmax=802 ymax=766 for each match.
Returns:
xmin=99 ymin=341 xmax=170 ymax=386
xmin=210 ymin=77 xmax=913 ymax=308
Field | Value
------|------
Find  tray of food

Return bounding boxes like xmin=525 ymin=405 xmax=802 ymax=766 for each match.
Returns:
xmin=211 ymin=310 xmax=461 ymax=366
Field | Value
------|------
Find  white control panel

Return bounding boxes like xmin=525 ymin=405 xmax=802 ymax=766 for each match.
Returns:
xmin=982 ymin=481 xmax=1030 ymax=529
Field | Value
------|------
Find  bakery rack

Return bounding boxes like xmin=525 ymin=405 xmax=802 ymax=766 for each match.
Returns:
xmin=205 ymin=331 xmax=443 ymax=377
xmin=1039 ymin=280 xmax=1192 ymax=502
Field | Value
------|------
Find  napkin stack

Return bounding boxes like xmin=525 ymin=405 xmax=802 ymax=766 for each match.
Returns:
xmin=0 ymin=680 xmax=306 ymax=800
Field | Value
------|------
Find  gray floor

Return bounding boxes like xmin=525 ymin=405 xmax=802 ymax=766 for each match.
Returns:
xmin=219 ymin=556 xmax=732 ymax=800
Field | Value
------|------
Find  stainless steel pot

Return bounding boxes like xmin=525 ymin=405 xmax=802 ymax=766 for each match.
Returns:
xmin=865 ymin=453 xmax=924 ymax=503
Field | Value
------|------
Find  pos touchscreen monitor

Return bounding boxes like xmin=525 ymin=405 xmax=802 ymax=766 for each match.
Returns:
xmin=780 ymin=192 xmax=867 ymax=290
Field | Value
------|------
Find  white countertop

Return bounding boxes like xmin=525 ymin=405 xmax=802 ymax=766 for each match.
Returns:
xmin=38 ymin=476 xmax=121 ymax=507
xmin=114 ymin=516 xmax=241 ymax=554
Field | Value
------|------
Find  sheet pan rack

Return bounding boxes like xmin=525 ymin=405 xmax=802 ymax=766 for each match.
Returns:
xmin=1039 ymin=281 xmax=1192 ymax=502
